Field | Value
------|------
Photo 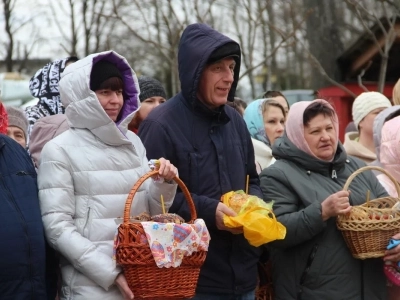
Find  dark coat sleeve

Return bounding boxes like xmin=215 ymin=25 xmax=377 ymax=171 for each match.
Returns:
xmin=260 ymin=165 xmax=327 ymax=249
xmin=245 ymin=122 xmax=263 ymax=199
xmin=138 ymin=119 xmax=220 ymax=229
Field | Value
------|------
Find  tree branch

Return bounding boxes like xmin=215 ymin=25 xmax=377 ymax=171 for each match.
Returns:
xmin=357 ymin=61 xmax=372 ymax=92
xmin=306 ymin=47 xmax=356 ymax=97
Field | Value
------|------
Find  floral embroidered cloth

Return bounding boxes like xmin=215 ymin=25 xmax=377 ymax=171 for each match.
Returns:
xmin=141 ymin=219 xmax=210 ymax=268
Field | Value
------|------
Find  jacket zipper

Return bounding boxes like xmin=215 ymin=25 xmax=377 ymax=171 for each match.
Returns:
xmin=0 ymin=175 xmax=35 ymax=296
xmin=297 ymin=243 xmax=319 ymax=300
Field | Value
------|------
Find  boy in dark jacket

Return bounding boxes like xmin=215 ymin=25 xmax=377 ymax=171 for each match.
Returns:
xmin=0 ymin=101 xmax=48 ymax=299
xmin=139 ymin=23 xmax=262 ymax=299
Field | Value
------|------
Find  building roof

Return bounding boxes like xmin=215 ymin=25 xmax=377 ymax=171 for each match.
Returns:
xmin=337 ymin=17 xmax=400 ymax=83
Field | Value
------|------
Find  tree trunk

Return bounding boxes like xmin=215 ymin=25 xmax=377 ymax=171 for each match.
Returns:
xmin=266 ymin=0 xmax=278 ymax=90
xmin=3 ymin=0 xmax=14 ymax=72
xmin=303 ymin=0 xmax=344 ymax=89
xmin=378 ymin=54 xmax=388 ymax=93
xmin=69 ymin=0 xmax=78 ymax=56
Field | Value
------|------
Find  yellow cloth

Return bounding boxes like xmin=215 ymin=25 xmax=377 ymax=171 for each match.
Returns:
xmin=221 ymin=190 xmax=286 ymax=246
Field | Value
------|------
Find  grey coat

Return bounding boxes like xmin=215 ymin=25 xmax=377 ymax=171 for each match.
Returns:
xmin=260 ymin=134 xmax=388 ymax=300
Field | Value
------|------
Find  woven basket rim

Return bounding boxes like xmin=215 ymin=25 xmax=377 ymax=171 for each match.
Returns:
xmin=122 ymin=169 xmax=196 ymax=224
xmin=343 ymin=166 xmax=400 ymax=195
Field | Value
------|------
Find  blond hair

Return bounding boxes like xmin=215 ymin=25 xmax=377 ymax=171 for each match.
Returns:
xmin=261 ymin=98 xmax=286 ymax=119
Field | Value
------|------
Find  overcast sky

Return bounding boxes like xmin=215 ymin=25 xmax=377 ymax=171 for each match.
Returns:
xmin=0 ymin=0 xmax=69 ymax=61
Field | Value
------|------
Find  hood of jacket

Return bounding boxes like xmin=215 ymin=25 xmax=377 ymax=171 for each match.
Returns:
xmin=380 ymin=116 xmax=400 ymax=184
xmin=272 ymin=133 xmax=348 ymax=176
xmin=343 ymin=131 xmax=376 ymax=163
xmin=373 ymin=105 xmax=400 ymax=162
xmin=178 ymin=23 xmax=241 ymax=113
xmin=60 ymin=51 xmax=140 ymax=146
xmin=28 ymin=57 xmax=74 ymax=113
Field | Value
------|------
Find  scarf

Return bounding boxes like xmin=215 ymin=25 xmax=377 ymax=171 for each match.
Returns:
xmin=243 ymin=99 xmax=271 ymax=146
xmin=25 ymin=57 xmax=72 ymax=137
xmin=285 ymin=99 xmax=339 ymax=161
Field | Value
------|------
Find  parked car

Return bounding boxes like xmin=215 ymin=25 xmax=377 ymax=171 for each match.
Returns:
xmin=281 ymin=89 xmax=315 ymax=106
xmin=0 ymin=73 xmax=32 ymax=106
xmin=20 ymin=98 xmax=38 ymax=109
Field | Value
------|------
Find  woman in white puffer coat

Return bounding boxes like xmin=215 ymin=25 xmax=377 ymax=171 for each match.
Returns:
xmin=37 ymin=51 xmax=178 ymax=300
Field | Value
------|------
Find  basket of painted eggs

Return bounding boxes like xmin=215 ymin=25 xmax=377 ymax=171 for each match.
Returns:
xmin=116 ymin=170 xmax=210 ymax=299
xmin=337 ymin=166 xmax=400 ymax=260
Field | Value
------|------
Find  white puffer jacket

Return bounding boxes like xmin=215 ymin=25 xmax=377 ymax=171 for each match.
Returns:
xmin=38 ymin=51 xmax=177 ymax=300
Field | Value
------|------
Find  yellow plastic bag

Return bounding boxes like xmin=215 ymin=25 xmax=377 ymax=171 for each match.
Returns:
xmin=221 ymin=190 xmax=286 ymax=247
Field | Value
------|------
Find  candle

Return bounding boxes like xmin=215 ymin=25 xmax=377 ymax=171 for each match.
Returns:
xmin=161 ymin=194 xmax=166 ymax=214
xmin=246 ymin=175 xmax=249 ymax=194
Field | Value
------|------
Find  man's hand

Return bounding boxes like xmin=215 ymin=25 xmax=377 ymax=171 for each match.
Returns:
xmin=321 ymin=191 xmax=351 ymax=221
xmin=215 ymin=202 xmax=243 ymax=234
xmin=115 ymin=273 xmax=134 ymax=299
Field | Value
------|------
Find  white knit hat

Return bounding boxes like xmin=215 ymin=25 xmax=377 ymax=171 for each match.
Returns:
xmin=352 ymin=92 xmax=392 ymax=128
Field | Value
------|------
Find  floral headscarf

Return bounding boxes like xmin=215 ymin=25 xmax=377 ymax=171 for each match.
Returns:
xmin=243 ymin=99 xmax=271 ymax=146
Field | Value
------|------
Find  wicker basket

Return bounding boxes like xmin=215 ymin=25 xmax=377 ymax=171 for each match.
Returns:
xmin=255 ymin=261 xmax=273 ymax=300
xmin=116 ymin=170 xmax=207 ymax=299
xmin=337 ymin=166 xmax=400 ymax=260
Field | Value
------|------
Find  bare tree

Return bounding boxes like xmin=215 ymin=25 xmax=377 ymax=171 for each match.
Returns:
xmin=264 ymin=0 xmax=278 ymax=91
xmin=49 ymin=0 xmax=79 ymax=56
xmin=303 ymin=0 xmax=345 ymax=90
xmin=231 ymin=0 xmax=305 ymax=97
xmin=110 ymin=0 xmax=219 ymax=96
xmin=231 ymin=0 xmax=264 ymax=98
xmin=2 ymin=0 xmax=36 ymax=71
xmin=345 ymin=0 xmax=398 ymax=93
xmin=82 ymin=0 xmax=116 ymax=55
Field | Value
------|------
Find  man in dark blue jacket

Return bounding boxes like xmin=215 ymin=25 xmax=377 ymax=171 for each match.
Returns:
xmin=0 ymin=129 xmax=48 ymax=299
xmin=139 ymin=23 xmax=263 ymax=299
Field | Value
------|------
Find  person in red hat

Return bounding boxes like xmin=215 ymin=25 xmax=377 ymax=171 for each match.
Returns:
xmin=0 ymin=100 xmax=49 ymax=298
xmin=0 ymin=101 xmax=8 ymax=134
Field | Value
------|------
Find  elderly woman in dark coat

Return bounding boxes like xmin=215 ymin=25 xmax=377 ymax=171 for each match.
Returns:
xmin=260 ymin=99 xmax=396 ymax=300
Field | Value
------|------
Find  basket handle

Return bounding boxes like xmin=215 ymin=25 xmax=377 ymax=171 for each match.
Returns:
xmin=123 ymin=170 xmax=196 ymax=224
xmin=343 ymin=165 xmax=400 ymax=196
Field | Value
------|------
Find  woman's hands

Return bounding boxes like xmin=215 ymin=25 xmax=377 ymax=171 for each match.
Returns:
xmin=115 ymin=273 xmax=134 ymax=299
xmin=157 ymin=157 xmax=178 ymax=181
xmin=321 ymin=191 xmax=351 ymax=221
xmin=384 ymin=233 xmax=400 ymax=262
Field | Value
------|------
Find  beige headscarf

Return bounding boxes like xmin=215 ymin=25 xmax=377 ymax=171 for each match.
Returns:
xmin=285 ymin=99 xmax=339 ymax=161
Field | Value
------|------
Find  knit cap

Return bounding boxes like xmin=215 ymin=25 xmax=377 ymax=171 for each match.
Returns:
xmin=138 ymin=76 xmax=167 ymax=102
xmin=207 ymin=42 xmax=240 ymax=65
xmin=90 ymin=60 xmax=123 ymax=91
xmin=6 ymin=106 xmax=28 ymax=139
xmin=352 ymin=92 xmax=392 ymax=128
